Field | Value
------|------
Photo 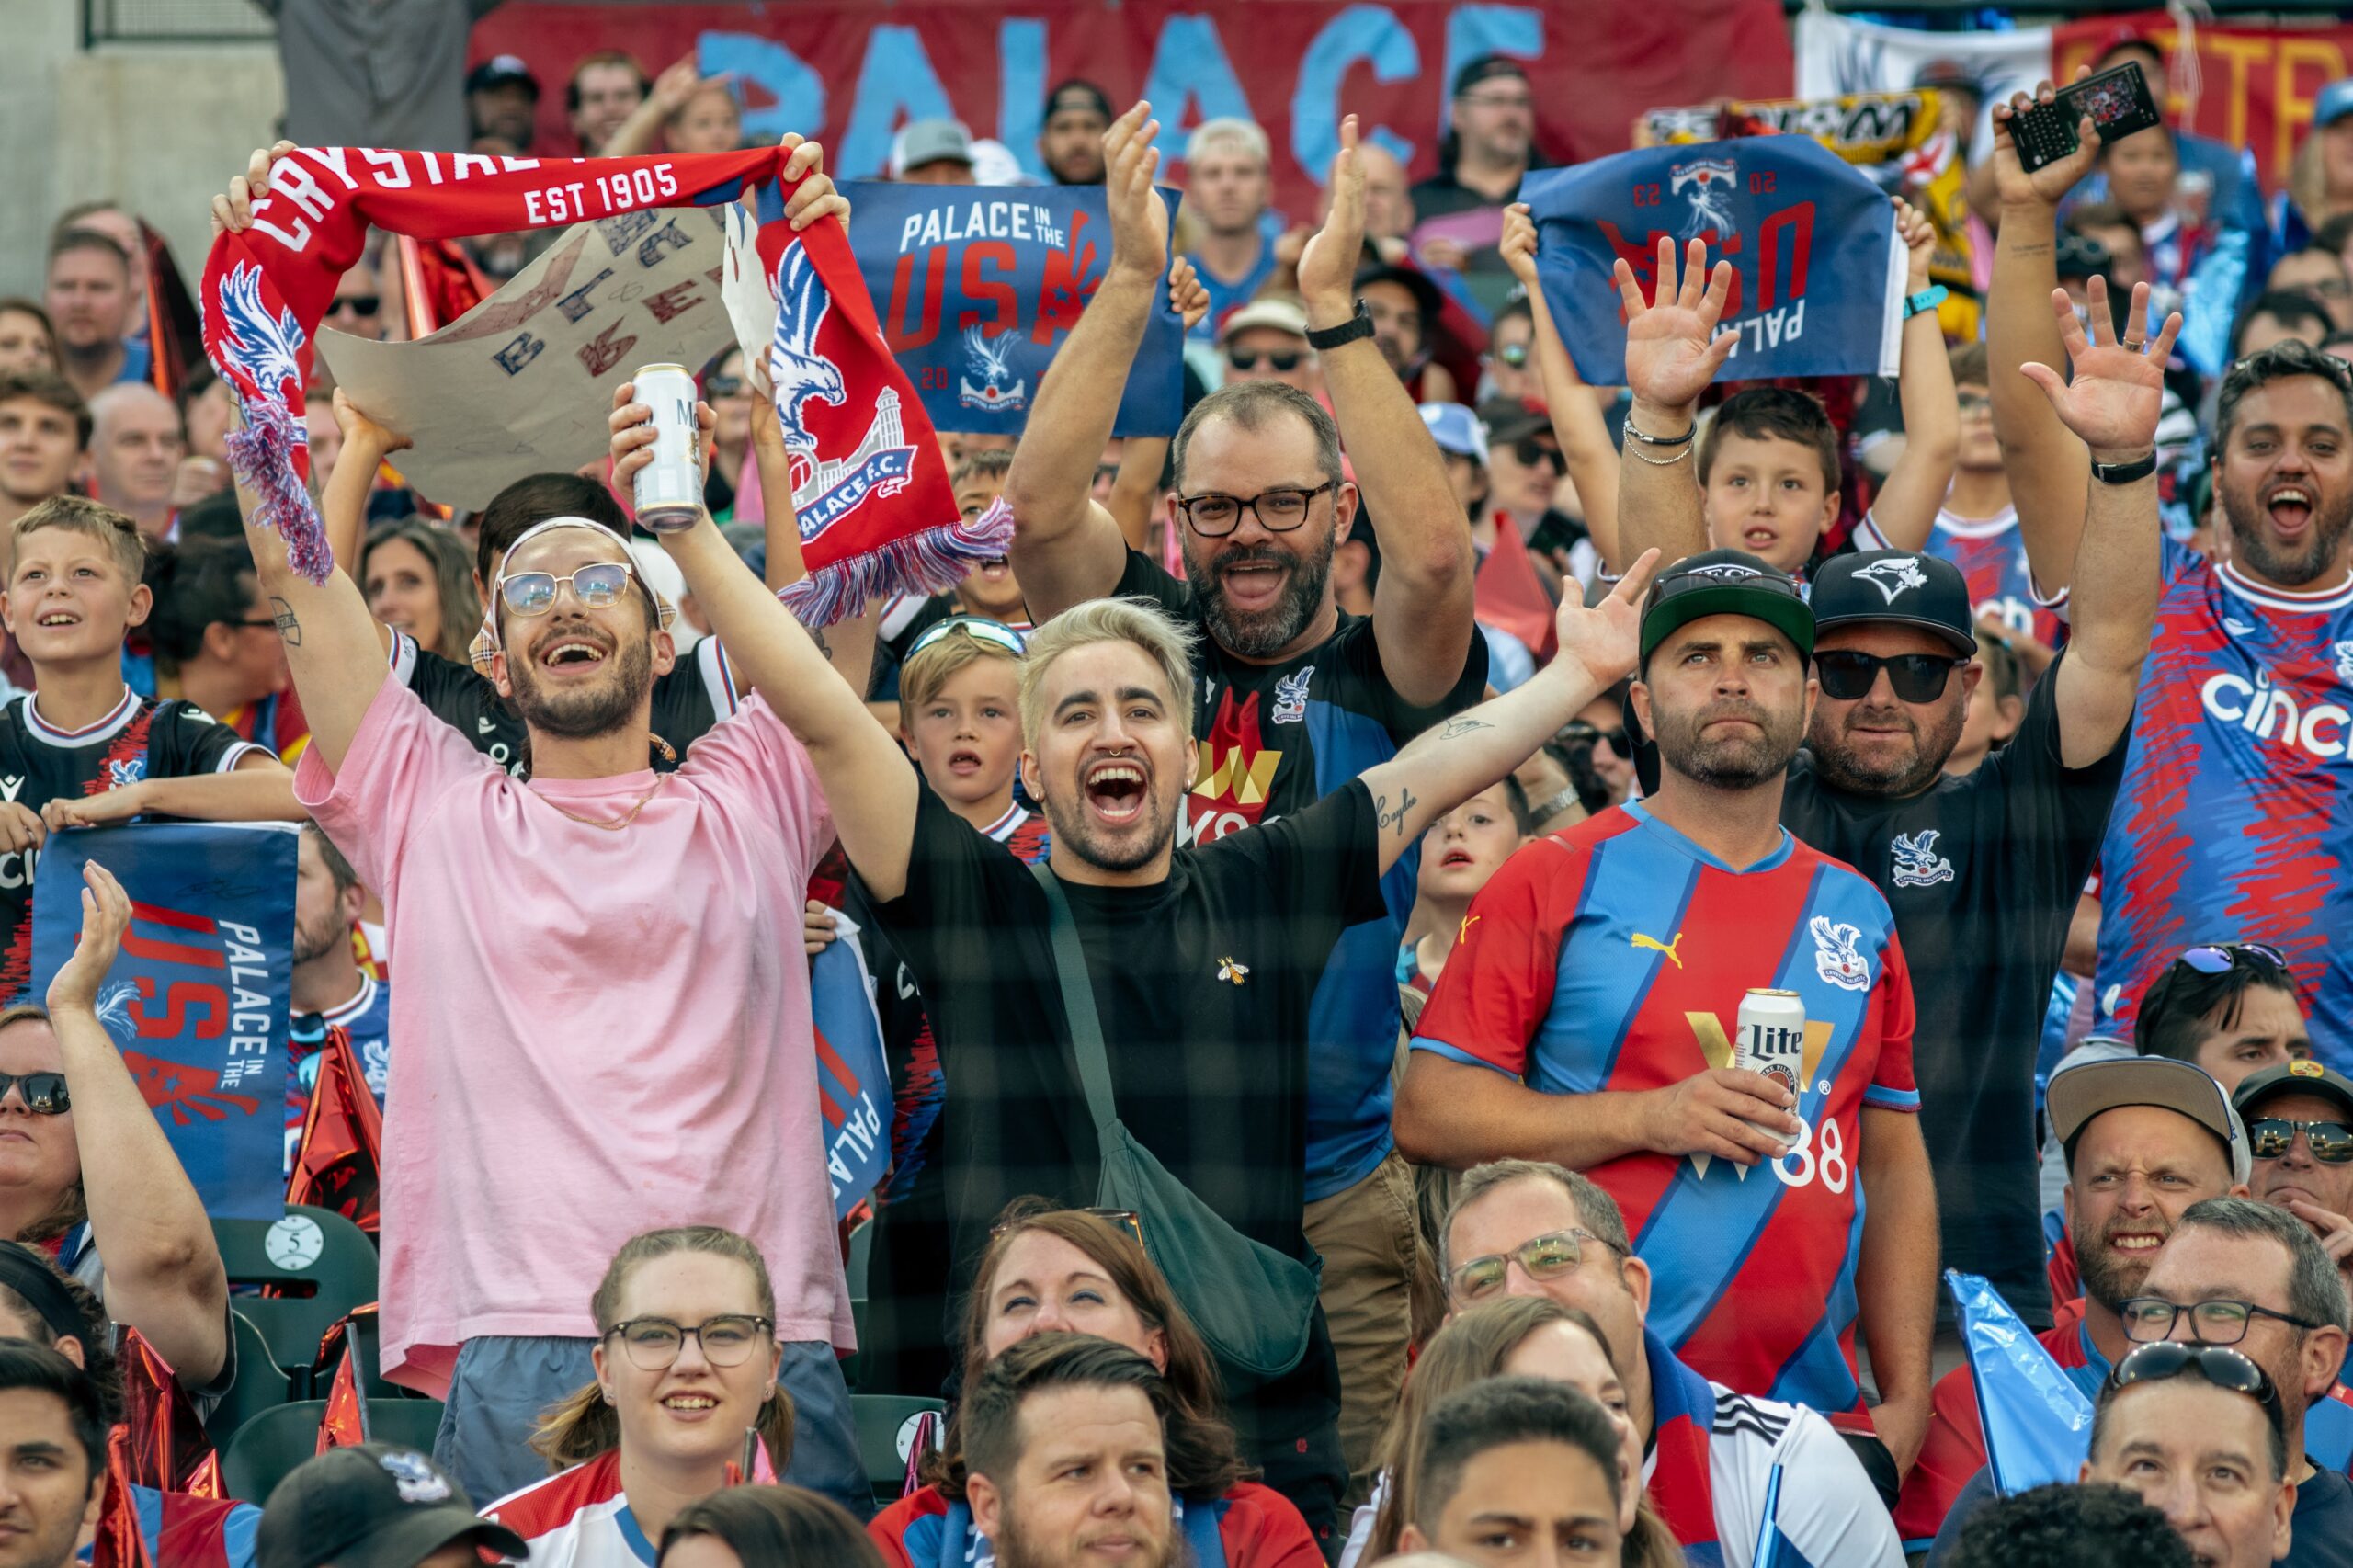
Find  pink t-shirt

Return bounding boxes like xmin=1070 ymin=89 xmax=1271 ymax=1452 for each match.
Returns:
xmin=295 ymin=676 xmax=849 ymax=1394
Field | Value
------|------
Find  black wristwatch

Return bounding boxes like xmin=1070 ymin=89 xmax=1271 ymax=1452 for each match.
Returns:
xmin=2090 ymin=449 xmax=2159 ymax=485
xmin=1306 ymin=301 xmax=1377 ymax=352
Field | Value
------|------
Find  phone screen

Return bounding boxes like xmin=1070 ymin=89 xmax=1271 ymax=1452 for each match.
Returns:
xmin=2063 ymin=64 xmax=2154 ymax=132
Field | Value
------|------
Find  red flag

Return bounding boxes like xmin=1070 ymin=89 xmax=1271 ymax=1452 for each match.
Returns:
xmin=1475 ymin=509 xmax=1561 ymax=664
xmin=93 ymin=1427 xmax=154 ymax=1568
xmin=393 ymin=234 xmax=492 ymax=340
xmin=317 ymin=1336 xmax=369 ymax=1453
xmin=118 ymin=1328 xmax=219 ymax=1493
xmin=287 ymin=1025 xmax=383 ymax=1234
xmin=138 ymin=222 xmax=204 ymax=402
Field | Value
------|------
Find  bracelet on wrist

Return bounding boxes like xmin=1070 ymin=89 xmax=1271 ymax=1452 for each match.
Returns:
xmin=1629 ymin=442 xmax=1693 ymax=467
xmin=1623 ymin=417 xmax=1695 ymax=449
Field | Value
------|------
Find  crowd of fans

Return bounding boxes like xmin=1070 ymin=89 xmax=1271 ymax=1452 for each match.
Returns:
xmin=1 ymin=17 xmax=2351 ymax=1568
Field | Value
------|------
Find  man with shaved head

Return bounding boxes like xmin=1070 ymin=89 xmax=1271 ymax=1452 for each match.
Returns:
xmin=87 ymin=382 xmax=181 ymax=540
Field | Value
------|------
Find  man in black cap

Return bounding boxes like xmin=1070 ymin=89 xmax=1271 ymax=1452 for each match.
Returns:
xmin=1039 ymin=79 xmax=1111 ymax=185
xmin=465 ymin=55 xmax=540 ymax=152
xmin=258 ymin=1443 xmax=527 ymax=1568
xmin=2236 ymin=1061 xmax=2353 ymax=1281
xmin=1356 ymin=261 xmax=1457 ymax=401
xmin=1412 ymin=55 xmax=1539 ymax=224
xmin=1613 ymin=244 xmax=2178 ymax=1346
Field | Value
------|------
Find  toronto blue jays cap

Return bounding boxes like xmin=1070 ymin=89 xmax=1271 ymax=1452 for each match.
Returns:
xmin=2320 ymin=78 xmax=2353 ymax=130
xmin=1638 ymin=548 xmax=1813 ymax=665
xmin=1810 ymin=550 xmax=1977 ymax=656
xmin=1419 ymin=403 xmax=1490 ymax=465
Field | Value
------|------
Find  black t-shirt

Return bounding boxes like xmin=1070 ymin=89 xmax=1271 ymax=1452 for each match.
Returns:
xmin=0 ymin=690 xmax=258 ymax=998
xmin=1780 ymin=653 xmax=2126 ymax=1325
xmin=2289 ymin=1466 xmax=2353 ymax=1567
xmin=1109 ymin=550 xmax=1489 ymax=1199
xmin=391 ymin=630 xmax=737 ymax=775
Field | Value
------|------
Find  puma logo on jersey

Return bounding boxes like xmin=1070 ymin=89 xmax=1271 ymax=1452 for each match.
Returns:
xmin=1631 ymin=930 xmax=1684 ymax=969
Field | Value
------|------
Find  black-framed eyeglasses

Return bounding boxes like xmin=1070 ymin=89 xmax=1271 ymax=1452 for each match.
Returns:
xmin=2108 ymin=1341 xmax=2286 ymax=1437
xmin=1449 ymin=1228 xmax=1615 ymax=1302
xmin=2179 ymin=943 xmax=2289 ymax=976
xmin=2249 ymin=1117 xmax=2353 ymax=1164
xmin=497 ymin=560 xmax=638 ymax=618
xmin=1176 ymin=481 xmax=1336 ymax=537
xmin=1815 ymin=650 xmax=1972 ymax=703
xmin=907 ymin=614 xmax=1027 ymax=660
xmin=603 ymin=1314 xmax=774 ymax=1370
xmin=1226 ymin=347 xmax=1303 ymax=373
xmin=2118 ymin=1295 xmax=2324 ymax=1346
xmin=0 ymin=1071 xmax=69 ymax=1115
xmin=991 ymin=1207 xmax=1145 ymax=1249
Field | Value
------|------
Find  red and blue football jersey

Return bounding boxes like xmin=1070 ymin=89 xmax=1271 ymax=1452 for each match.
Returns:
xmin=1412 ymin=801 xmax=1918 ymax=1415
xmin=2092 ymin=541 xmax=2353 ymax=1059
xmin=1923 ymin=506 xmax=2067 ymax=651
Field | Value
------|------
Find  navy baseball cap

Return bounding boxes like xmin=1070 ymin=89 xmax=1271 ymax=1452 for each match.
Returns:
xmin=465 ymin=55 xmax=540 ymax=97
xmin=257 ymin=1444 xmax=528 ymax=1568
xmin=1810 ymin=551 xmax=1977 ymax=656
xmin=1638 ymin=549 xmax=1813 ymax=664
xmin=2320 ymin=78 xmax=2353 ymax=130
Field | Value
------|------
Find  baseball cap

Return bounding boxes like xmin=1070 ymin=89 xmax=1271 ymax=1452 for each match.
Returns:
xmin=1419 ymin=403 xmax=1489 ymax=466
xmin=2233 ymin=1059 xmax=2353 ymax=1124
xmin=1809 ymin=551 xmax=1977 ymax=657
xmin=1217 ymin=296 xmax=1311 ymax=346
xmin=1453 ymin=55 xmax=1529 ymax=97
xmin=465 ymin=55 xmax=540 ymax=98
xmin=2320 ymin=79 xmax=2353 ymax=131
xmin=891 ymin=119 xmax=974 ymax=179
xmin=2049 ymin=1056 xmax=2254 ymax=1187
xmin=257 ymin=1444 xmax=528 ymax=1568
xmin=1353 ymin=262 xmax=1444 ymax=331
xmin=1476 ymin=396 xmax=1552 ymax=450
xmin=1637 ymin=548 xmax=1813 ymax=664
xmin=969 ymin=139 xmax=1034 ymax=187
xmin=1045 ymin=80 xmax=1114 ymax=124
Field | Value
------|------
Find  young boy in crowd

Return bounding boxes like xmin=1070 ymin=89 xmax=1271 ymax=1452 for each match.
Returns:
xmin=1932 ymin=343 xmax=2063 ymax=676
xmin=0 ymin=495 xmax=298 ymax=997
xmin=1398 ymin=777 xmax=1530 ymax=997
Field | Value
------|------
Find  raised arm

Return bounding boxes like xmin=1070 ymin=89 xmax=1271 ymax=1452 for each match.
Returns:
xmin=1612 ymin=237 xmax=1732 ymax=568
xmin=1864 ymin=200 xmax=1961 ymax=551
xmin=1501 ymin=203 xmax=1622 ymax=572
xmin=324 ymin=391 xmax=408 ymax=660
xmin=1003 ymin=102 xmax=1169 ymax=621
xmin=50 ymin=860 xmax=228 ymax=1383
xmin=1356 ymin=551 xmax=1654 ymax=873
xmin=598 ymin=56 xmax=720 ymax=161
xmin=2018 ymin=276 xmax=2177 ymax=767
xmin=1987 ymin=78 xmax=2103 ymax=595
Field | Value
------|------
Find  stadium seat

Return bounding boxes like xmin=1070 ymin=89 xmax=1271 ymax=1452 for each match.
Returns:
xmin=847 ymin=1219 xmax=872 ymax=1301
xmin=210 ymin=1206 xmax=379 ymax=1391
xmin=852 ymin=1392 xmax=943 ymax=1507
xmin=202 ymin=1310 xmax=291 ymax=1442
xmin=219 ymin=1397 xmax=448 ymax=1505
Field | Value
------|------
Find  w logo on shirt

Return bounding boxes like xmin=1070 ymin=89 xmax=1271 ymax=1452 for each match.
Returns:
xmin=1809 ymin=916 xmax=1872 ymax=991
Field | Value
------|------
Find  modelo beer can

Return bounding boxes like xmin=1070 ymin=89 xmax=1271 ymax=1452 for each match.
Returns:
xmin=1735 ymin=987 xmax=1808 ymax=1150
xmin=631 ymin=362 xmax=703 ymax=532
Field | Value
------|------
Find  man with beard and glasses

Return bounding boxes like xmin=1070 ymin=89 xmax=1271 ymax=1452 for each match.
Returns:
xmin=1898 ymin=1056 xmax=2252 ymax=1547
xmin=1984 ymin=81 xmax=2353 ymax=1068
xmin=1000 ymin=105 xmax=1482 ymax=1506
xmin=1609 ymin=238 xmax=2173 ymax=1340
xmin=1399 ymin=551 xmax=1938 ymax=1505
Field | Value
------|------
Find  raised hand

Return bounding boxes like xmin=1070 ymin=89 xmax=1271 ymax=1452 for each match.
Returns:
xmin=1102 ymin=102 xmax=1168 ymax=284
xmin=47 ymin=860 xmax=130 ymax=1017
xmin=1990 ymin=71 xmax=2099 ymax=210
xmin=1297 ymin=114 xmax=1369 ymax=316
xmin=1616 ymin=236 xmax=1735 ymax=414
xmin=608 ymin=379 xmax=719 ymax=490
xmin=331 ymin=388 xmax=413 ymax=458
xmin=1552 ymin=548 xmax=1657 ymax=690
xmin=1168 ymin=255 xmax=1211 ymax=335
xmin=1500 ymin=201 xmax=1540 ymax=289
xmin=652 ymin=54 xmax=729 ymax=116
xmin=210 ymin=141 xmax=300 ymax=238
xmin=2017 ymin=276 xmax=2181 ymax=460
xmin=1893 ymin=197 xmax=1936 ymax=290
xmin=779 ymin=134 xmax=849 ymax=233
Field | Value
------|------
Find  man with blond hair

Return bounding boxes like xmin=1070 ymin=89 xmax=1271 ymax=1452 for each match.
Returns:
xmin=1183 ymin=116 xmax=1279 ymax=339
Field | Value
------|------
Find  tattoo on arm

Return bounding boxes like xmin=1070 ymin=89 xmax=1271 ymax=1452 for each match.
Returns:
xmin=2008 ymin=242 xmax=2054 ymax=258
xmin=1377 ymin=786 xmax=1417 ymax=836
xmin=1437 ymin=716 xmax=1492 ymax=741
xmin=269 ymin=597 xmax=301 ymax=647
xmin=808 ymin=626 xmax=831 ymax=659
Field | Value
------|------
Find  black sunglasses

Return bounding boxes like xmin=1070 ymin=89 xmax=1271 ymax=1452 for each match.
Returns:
xmin=1513 ymin=437 xmax=1565 ymax=473
xmin=705 ymin=372 xmax=745 ymax=399
xmin=0 ymin=1071 xmax=69 ymax=1114
xmin=1227 ymin=347 xmax=1302 ymax=373
xmin=330 ymin=294 xmax=382 ymax=317
xmin=1561 ymin=719 xmax=1631 ymax=760
xmin=2108 ymin=1341 xmax=2286 ymax=1438
xmin=1815 ymin=650 xmax=1971 ymax=703
xmin=2249 ymin=1117 xmax=2353 ymax=1163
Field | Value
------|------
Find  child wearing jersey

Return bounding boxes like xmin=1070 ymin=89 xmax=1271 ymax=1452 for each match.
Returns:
xmin=1927 ymin=342 xmax=2064 ymax=676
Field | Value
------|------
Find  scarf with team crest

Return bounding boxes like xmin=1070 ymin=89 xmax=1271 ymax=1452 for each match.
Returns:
xmin=201 ymin=145 xmax=994 ymax=623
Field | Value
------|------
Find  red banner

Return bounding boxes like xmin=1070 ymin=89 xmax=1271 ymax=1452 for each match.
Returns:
xmin=2057 ymin=11 xmax=2353 ymax=193
xmin=472 ymin=0 xmax=1794 ymax=217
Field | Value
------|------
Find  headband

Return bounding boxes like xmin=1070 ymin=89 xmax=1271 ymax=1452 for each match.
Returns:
xmin=0 ymin=1241 xmax=91 ymax=1346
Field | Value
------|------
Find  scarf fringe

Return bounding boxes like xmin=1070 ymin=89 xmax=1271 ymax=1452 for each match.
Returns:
xmin=780 ymin=502 xmax=1017 ymax=628
xmin=224 ymin=400 xmax=335 ymax=585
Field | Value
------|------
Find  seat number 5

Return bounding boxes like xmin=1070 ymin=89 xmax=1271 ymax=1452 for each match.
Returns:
xmin=1772 ymin=1114 xmax=1849 ymax=1194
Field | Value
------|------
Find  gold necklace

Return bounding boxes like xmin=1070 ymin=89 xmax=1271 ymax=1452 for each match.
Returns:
xmin=536 ymin=772 xmax=670 ymax=832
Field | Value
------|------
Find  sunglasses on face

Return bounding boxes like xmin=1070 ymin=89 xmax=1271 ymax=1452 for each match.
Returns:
xmin=1226 ymin=347 xmax=1303 ymax=373
xmin=1513 ymin=437 xmax=1565 ymax=473
xmin=603 ymin=1313 xmax=774 ymax=1371
xmin=907 ymin=615 xmax=1028 ymax=659
xmin=1448 ymin=1228 xmax=1614 ymax=1302
xmin=2118 ymin=1295 xmax=2323 ymax=1346
xmin=1487 ymin=341 xmax=1531 ymax=370
xmin=2248 ymin=1117 xmax=2353 ymax=1163
xmin=705 ymin=372 xmax=745 ymax=399
xmin=2107 ymin=1341 xmax=2287 ymax=1436
xmin=330 ymin=295 xmax=382 ymax=317
xmin=2179 ymin=943 xmax=2289 ymax=976
xmin=497 ymin=560 xmax=637 ymax=618
xmin=0 ymin=1071 xmax=69 ymax=1115
xmin=1814 ymin=650 xmax=1971 ymax=703
xmin=1562 ymin=720 xmax=1631 ymax=760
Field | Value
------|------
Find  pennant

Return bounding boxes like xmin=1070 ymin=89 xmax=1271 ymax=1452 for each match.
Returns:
xmin=1474 ymin=510 xmax=1559 ymax=664
xmin=286 ymin=1025 xmax=383 ymax=1234
xmin=316 ymin=1336 xmax=370 ymax=1452
xmin=94 ymin=1426 xmax=155 ymax=1568
xmin=811 ymin=913 xmax=891 ymax=1221
xmin=139 ymin=222 xmax=206 ymax=402
xmin=392 ymin=234 xmax=492 ymax=340
xmin=1951 ymin=1269 xmax=2094 ymax=1496
xmin=202 ymin=144 xmax=987 ymax=619
xmin=118 ymin=1328 xmax=222 ymax=1494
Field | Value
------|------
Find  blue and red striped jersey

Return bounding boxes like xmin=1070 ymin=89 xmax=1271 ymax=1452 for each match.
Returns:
xmin=1924 ymin=505 xmax=2067 ymax=651
xmin=1412 ymin=801 xmax=1918 ymax=1415
xmin=2091 ymin=540 xmax=2353 ymax=1060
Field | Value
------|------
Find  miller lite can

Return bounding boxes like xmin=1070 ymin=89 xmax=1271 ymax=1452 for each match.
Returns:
xmin=1735 ymin=988 xmax=1808 ymax=1150
xmin=630 ymin=362 xmax=703 ymax=532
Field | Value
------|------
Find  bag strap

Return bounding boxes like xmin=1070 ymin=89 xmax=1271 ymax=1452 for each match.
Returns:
xmin=1029 ymin=861 xmax=1120 ymax=1138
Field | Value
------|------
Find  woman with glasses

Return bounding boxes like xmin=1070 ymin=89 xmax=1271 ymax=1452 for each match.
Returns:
xmin=487 ymin=1226 xmax=798 ymax=1560
xmin=1343 ymin=1296 xmax=1682 ymax=1568
xmin=699 ymin=349 xmax=754 ymax=522
xmin=870 ymin=1202 xmax=1321 ymax=1568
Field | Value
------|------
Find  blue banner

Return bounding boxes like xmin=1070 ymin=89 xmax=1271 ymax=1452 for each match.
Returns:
xmin=1519 ymin=134 xmax=1903 ymax=386
xmin=30 ymin=824 xmax=296 ymax=1222
xmin=813 ymin=914 xmax=892 ymax=1221
xmin=1951 ymin=1269 xmax=2095 ymax=1496
xmin=844 ymin=182 xmax=1186 ymax=438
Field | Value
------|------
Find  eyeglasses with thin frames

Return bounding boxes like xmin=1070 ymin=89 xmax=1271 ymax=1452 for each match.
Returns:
xmin=497 ymin=560 xmax=641 ymax=619
xmin=1449 ymin=1228 xmax=1615 ymax=1302
xmin=603 ymin=1314 xmax=775 ymax=1371
xmin=2117 ymin=1295 xmax=2324 ymax=1346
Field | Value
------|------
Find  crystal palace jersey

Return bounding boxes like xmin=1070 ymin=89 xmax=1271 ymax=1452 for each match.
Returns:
xmin=1412 ymin=801 xmax=1919 ymax=1414
xmin=2092 ymin=540 xmax=2353 ymax=1058
xmin=1924 ymin=505 xmax=2066 ymax=651
xmin=486 ymin=1452 xmax=651 ymax=1567
xmin=0 ymin=688 xmax=258 ymax=1000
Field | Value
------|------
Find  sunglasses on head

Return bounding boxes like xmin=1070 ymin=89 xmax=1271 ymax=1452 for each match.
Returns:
xmin=496 ymin=559 xmax=639 ymax=618
xmin=0 ymin=1072 xmax=68 ymax=1115
xmin=907 ymin=615 xmax=1027 ymax=660
xmin=1227 ymin=347 xmax=1303 ymax=373
xmin=331 ymin=294 xmax=382 ymax=317
xmin=2179 ymin=942 xmax=2289 ymax=976
xmin=2107 ymin=1341 xmax=2287 ymax=1437
xmin=991 ymin=1207 xmax=1145 ymax=1248
xmin=1487 ymin=341 xmax=1531 ymax=370
xmin=1814 ymin=650 xmax=1971 ymax=703
xmin=2248 ymin=1117 xmax=2353 ymax=1163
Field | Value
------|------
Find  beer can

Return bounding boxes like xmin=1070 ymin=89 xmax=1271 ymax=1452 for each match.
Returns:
xmin=631 ymin=362 xmax=703 ymax=532
xmin=1735 ymin=988 xmax=1808 ymax=1150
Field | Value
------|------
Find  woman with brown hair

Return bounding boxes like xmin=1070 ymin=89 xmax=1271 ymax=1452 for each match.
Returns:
xmin=1343 ymin=1296 xmax=1686 ymax=1568
xmin=659 ymin=1483 xmax=888 ymax=1567
xmin=869 ymin=1201 xmax=1322 ymax=1567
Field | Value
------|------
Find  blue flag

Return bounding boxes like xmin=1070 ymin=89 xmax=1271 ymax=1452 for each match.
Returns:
xmin=1951 ymin=1269 xmax=2095 ymax=1496
xmin=1751 ymin=1463 xmax=1819 ymax=1568
xmin=29 ymin=824 xmax=295 ymax=1222
xmin=845 ymin=182 xmax=1186 ymax=437
xmin=812 ymin=913 xmax=892 ymax=1221
xmin=1518 ymin=134 xmax=1904 ymax=385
